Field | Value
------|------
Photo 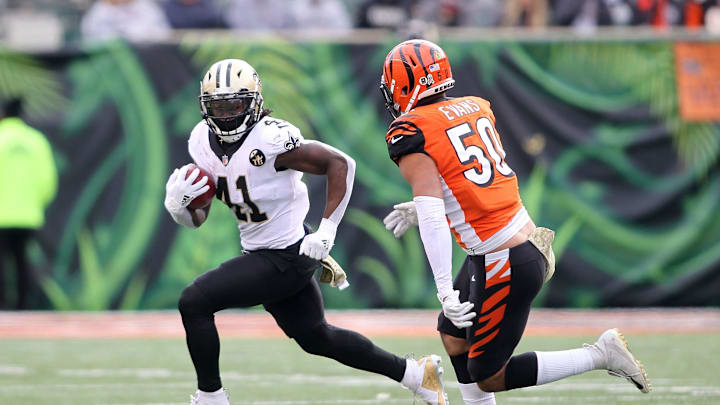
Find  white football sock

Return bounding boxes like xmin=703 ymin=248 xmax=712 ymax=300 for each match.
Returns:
xmin=459 ymin=383 xmax=496 ymax=404
xmin=400 ymin=358 xmax=421 ymax=391
xmin=535 ymin=348 xmax=598 ymax=385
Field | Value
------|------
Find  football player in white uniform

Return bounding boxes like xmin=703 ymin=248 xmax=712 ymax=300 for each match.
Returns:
xmin=163 ymin=59 xmax=449 ymax=405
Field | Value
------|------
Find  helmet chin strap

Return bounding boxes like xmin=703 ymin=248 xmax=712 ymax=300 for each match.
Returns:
xmin=404 ymin=84 xmax=422 ymax=114
xmin=212 ymin=114 xmax=251 ymax=143
xmin=217 ymin=129 xmax=245 ymax=143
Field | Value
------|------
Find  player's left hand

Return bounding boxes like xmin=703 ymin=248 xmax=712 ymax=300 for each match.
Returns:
xmin=300 ymin=218 xmax=337 ymax=260
xmin=383 ymin=201 xmax=418 ymax=238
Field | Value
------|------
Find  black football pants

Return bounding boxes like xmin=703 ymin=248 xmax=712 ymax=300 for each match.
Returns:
xmin=178 ymin=239 xmax=406 ymax=392
xmin=0 ymin=228 xmax=33 ymax=310
xmin=438 ymin=241 xmax=545 ymax=382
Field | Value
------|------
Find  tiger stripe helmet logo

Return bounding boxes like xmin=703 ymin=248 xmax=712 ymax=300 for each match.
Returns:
xmin=380 ymin=39 xmax=455 ymax=119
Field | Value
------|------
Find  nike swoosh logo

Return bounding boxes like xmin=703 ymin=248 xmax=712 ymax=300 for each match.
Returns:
xmin=471 ymin=275 xmax=476 ymax=282
xmin=390 ymin=136 xmax=404 ymax=144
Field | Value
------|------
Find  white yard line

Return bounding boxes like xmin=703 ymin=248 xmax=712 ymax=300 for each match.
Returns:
xmin=46 ymin=369 xmax=720 ymax=395
xmin=3 ymin=369 xmax=719 ymax=404
xmin=0 ymin=365 xmax=28 ymax=375
xmin=96 ymin=401 xmax=408 ymax=405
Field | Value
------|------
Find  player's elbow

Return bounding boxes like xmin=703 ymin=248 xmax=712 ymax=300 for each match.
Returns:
xmin=329 ymin=152 xmax=354 ymax=176
xmin=190 ymin=207 xmax=209 ymax=227
xmin=345 ymin=155 xmax=356 ymax=174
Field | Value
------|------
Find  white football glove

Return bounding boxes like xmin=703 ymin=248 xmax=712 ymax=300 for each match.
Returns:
xmin=439 ymin=290 xmax=476 ymax=329
xmin=164 ymin=164 xmax=209 ymax=214
xmin=383 ymin=201 xmax=418 ymax=238
xmin=300 ymin=218 xmax=337 ymax=260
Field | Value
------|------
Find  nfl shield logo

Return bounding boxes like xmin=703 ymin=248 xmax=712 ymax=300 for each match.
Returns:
xmin=222 ymin=154 xmax=229 ymax=166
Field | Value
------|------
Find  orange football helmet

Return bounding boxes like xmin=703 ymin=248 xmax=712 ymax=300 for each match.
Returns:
xmin=380 ymin=39 xmax=455 ymax=118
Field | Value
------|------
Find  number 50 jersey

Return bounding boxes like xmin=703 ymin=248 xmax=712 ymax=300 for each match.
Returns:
xmin=386 ymin=96 xmax=530 ymax=255
xmin=188 ymin=116 xmax=309 ymax=251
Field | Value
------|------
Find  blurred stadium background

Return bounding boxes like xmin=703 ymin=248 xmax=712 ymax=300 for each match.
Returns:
xmin=1 ymin=0 xmax=719 ymax=404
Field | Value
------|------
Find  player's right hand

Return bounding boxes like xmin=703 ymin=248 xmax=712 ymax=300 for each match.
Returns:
xmin=164 ymin=164 xmax=209 ymax=214
xmin=439 ymin=290 xmax=476 ymax=329
xmin=383 ymin=201 xmax=418 ymax=238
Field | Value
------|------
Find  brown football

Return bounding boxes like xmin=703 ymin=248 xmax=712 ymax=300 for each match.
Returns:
xmin=185 ymin=163 xmax=216 ymax=209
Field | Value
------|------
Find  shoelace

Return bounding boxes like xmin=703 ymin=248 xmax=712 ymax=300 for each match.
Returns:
xmin=582 ymin=342 xmax=601 ymax=353
xmin=583 ymin=343 xmax=641 ymax=377
xmin=608 ymin=369 xmax=640 ymax=378
xmin=582 ymin=342 xmax=606 ymax=367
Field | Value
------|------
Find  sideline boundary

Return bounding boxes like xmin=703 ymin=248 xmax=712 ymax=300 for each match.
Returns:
xmin=0 ymin=308 xmax=718 ymax=338
xmin=0 ymin=308 xmax=720 ymax=339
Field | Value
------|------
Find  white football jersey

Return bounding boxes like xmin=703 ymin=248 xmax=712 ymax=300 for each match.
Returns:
xmin=188 ymin=116 xmax=309 ymax=251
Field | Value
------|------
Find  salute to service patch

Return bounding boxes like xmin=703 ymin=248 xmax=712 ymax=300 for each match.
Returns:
xmin=249 ymin=149 xmax=265 ymax=166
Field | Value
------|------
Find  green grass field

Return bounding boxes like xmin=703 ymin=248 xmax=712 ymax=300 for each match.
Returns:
xmin=1 ymin=334 xmax=719 ymax=405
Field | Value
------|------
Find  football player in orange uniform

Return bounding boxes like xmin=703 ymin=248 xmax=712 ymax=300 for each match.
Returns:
xmin=379 ymin=39 xmax=651 ymax=404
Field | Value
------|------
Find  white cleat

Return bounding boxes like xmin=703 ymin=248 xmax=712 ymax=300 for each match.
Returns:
xmin=407 ymin=355 xmax=450 ymax=405
xmin=189 ymin=388 xmax=230 ymax=405
xmin=587 ymin=328 xmax=652 ymax=393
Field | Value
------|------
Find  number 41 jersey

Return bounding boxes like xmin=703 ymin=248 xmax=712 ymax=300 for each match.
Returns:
xmin=386 ymin=96 xmax=530 ymax=255
xmin=188 ymin=116 xmax=309 ymax=251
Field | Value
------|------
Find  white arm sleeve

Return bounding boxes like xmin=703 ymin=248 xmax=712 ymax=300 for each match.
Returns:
xmin=414 ymin=195 xmax=454 ymax=299
xmin=167 ymin=207 xmax=198 ymax=229
xmin=327 ymin=147 xmax=355 ymax=226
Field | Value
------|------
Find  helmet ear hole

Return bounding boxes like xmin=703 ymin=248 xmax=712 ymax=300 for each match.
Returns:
xmin=401 ymin=86 xmax=408 ymax=96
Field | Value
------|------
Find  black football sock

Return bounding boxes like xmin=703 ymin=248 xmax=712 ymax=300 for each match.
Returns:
xmin=178 ymin=283 xmax=223 ymax=392
xmin=505 ymin=352 xmax=538 ymax=390
xmin=450 ymin=352 xmax=474 ymax=384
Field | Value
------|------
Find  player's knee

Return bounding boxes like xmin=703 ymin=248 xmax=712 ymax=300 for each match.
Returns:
xmin=293 ymin=322 xmax=332 ymax=356
xmin=476 ymin=380 xmax=501 ymax=392
xmin=178 ymin=283 xmax=214 ymax=316
xmin=475 ymin=367 xmax=506 ymax=392
xmin=476 ymin=379 xmax=500 ymax=392
xmin=467 ymin=358 xmax=506 ymax=391
xmin=440 ymin=332 xmax=468 ymax=356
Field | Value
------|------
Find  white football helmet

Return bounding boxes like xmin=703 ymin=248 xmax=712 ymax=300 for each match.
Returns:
xmin=199 ymin=59 xmax=264 ymax=142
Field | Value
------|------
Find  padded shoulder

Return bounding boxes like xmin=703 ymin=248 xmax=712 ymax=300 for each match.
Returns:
xmin=257 ymin=116 xmax=304 ymax=157
xmin=385 ymin=114 xmax=427 ymax=165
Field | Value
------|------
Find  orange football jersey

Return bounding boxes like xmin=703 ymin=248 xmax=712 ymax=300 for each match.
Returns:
xmin=386 ymin=96 xmax=530 ymax=254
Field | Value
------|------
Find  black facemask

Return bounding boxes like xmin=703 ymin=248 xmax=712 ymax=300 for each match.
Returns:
xmin=200 ymin=92 xmax=257 ymax=133
xmin=379 ymin=82 xmax=399 ymax=119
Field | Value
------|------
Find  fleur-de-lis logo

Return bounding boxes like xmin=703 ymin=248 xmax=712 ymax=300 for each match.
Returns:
xmin=284 ymin=133 xmax=300 ymax=151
